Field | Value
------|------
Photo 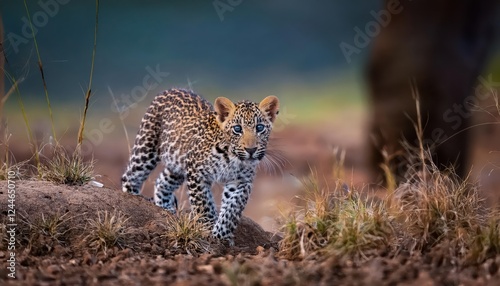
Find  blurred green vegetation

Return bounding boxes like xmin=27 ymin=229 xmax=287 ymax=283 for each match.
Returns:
xmin=1 ymin=0 xmax=498 ymax=140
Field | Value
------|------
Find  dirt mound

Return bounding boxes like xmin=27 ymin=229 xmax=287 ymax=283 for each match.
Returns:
xmin=0 ymin=181 xmax=278 ymax=284
xmin=2 ymin=181 xmax=164 ymax=229
xmin=0 ymin=181 xmax=275 ymax=251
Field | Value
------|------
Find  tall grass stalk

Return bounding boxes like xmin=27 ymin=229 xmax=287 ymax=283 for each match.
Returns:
xmin=23 ymin=0 xmax=57 ymax=142
xmin=77 ymin=0 xmax=100 ymax=146
xmin=410 ymin=78 xmax=427 ymax=182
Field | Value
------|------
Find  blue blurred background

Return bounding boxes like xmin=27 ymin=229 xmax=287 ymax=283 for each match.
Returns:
xmin=2 ymin=0 xmax=500 ymax=164
xmin=1 ymin=1 xmax=385 ymax=107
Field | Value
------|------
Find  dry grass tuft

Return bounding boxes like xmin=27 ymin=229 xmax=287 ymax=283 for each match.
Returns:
xmin=279 ymin=172 xmax=395 ymax=261
xmin=35 ymin=213 xmax=73 ymax=240
xmin=278 ymin=149 xmax=496 ymax=264
xmin=329 ymin=194 xmax=395 ymax=259
xmin=85 ymin=210 xmax=130 ymax=252
xmin=40 ymin=146 xmax=95 ymax=185
xmin=394 ymin=157 xmax=485 ymax=256
xmin=279 ymin=89 xmax=500 ymax=264
xmin=19 ymin=212 xmax=74 ymax=255
xmin=162 ymin=211 xmax=211 ymax=255
xmin=21 ymin=212 xmax=73 ymax=242
xmin=391 ymin=87 xmax=488 ymax=259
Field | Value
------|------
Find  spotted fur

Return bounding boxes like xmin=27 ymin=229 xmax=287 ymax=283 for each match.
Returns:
xmin=122 ymin=88 xmax=279 ymax=244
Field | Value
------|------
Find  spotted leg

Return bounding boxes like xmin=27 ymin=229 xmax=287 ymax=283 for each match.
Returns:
xmin=122 ymin=113 xmax=159 ymax=194
xmin=186 ymin=173 xmax=218 ymax=225
xmin=154 ymin=169 xmax=184 ymax=213
xmin=213 ymin=174 xmax=254 ymax=245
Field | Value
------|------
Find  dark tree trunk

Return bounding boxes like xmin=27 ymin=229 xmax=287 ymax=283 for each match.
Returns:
xmin=368 ymin=0 xmax=499 ymax=181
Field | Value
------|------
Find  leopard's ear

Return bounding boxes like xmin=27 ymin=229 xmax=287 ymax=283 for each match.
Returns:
xmin=259 ymin=95 xmax=279 ymax=123
xmin=214 ymin=97 xmax=236 ymax=125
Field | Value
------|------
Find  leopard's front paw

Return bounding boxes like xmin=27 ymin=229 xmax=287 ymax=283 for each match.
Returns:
xmin=212 ymin=228 xmax=235 ymax=246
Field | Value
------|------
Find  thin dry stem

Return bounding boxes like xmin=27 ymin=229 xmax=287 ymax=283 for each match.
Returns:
xmin=77 ymin=0 xmax=99 ymax=146
xmin=410 ymin=78 xmax=427 ymax=182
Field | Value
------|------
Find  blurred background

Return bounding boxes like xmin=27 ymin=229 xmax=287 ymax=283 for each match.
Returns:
xmin=1 ymin=1 xmax=500 ymax=230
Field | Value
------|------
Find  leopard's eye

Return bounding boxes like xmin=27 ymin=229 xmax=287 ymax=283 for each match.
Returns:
xmin=256 ymin=124 xmax=265 ymax=132
xmin=232 ymin=125 xmax=243 ymax=134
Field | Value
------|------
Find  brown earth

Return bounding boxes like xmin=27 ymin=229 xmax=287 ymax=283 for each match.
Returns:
xmin=1 ymin=181 xmax=500 ymax=285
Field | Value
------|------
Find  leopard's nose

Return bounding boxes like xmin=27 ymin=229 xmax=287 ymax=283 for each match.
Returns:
xmin=245 ymin=147 xmax=257 ymax=155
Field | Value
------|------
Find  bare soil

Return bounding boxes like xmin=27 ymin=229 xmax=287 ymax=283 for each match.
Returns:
xmin=0 ymin=181 xmax=499 ymax=285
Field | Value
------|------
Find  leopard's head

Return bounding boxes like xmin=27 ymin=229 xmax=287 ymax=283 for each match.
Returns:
xmin=214 ymin=96 xmax=279 ymax=162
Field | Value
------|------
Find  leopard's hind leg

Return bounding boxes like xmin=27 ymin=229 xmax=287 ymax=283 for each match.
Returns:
xmin=122 ymin=112 xmax=160 ymax=195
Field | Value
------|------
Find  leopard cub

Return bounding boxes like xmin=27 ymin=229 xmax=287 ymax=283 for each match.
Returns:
xmin=122 ymin=88 xmax=279 ymax=244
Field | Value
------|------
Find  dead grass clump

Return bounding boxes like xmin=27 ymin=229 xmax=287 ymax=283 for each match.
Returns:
xmin=34 ymin=213 xmax=73 ymax=241
xmin=19 ymin=212 xmax=74 ymax=255
xmin=387 ymin=87 xmax=496 ymax=262
xmin=279 ymin=174 xmax=396 ymax=261
xmin=162 ymin=211 xmax=211 ymax=255
xmin=41 ymin=147 xmax=95 ymax=185
xmin=330 ymin=195 xmax=395 ymax=259
xmin=394 ymin=156 xmax=486 ymax=257
xmin=85 ymin=210 xmax=130 ymax=252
